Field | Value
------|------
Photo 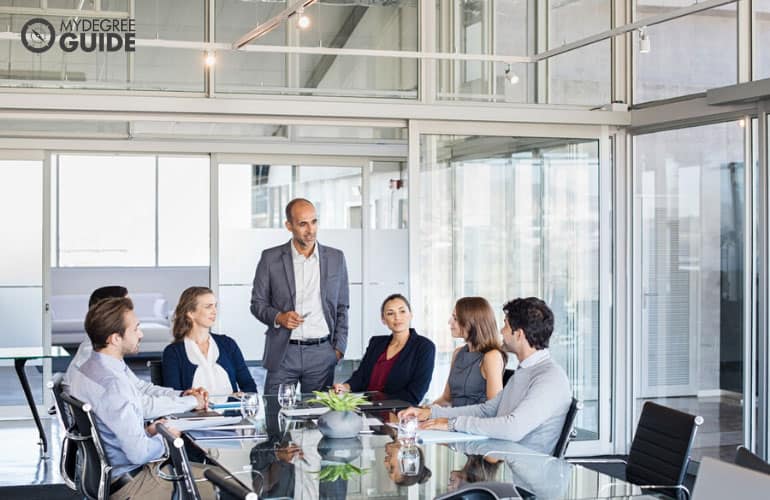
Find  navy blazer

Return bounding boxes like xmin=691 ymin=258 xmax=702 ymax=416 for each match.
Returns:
xmin=162 ymin=333 xmax=257 ymax=393
xmin=345 ymin=329 xmax=436 ymax=405
xmin=250 ymin=240 xmax=350 ymax=371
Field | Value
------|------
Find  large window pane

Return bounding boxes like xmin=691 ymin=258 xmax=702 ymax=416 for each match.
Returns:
xmin=635 ymin=2 xmax=737 ymax=103
xmin=0 ymin=161 xmax=42 ymax=285
xmin=215 ymin=0 xmax=417 ymax=98
xmin=634 ymin=121 xmax=745 ymax=460
xmin=755 ymin=0 xmax=770 ymax=80
xmin=158 ymin=157 xmax=210 ymax=266
xmin=418 ymin=135 xmax=600 ymax=439
xmin=549 ymin=0 xmax=611 ymax=105
xmin=437 ymin=0 xmax=534 ymax=103
xmin=58 ymin=155 xmax=156 ymax=266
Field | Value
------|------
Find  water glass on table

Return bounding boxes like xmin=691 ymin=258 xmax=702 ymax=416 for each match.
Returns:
xmin=398 ymin=445 xmax=420 ymax=476
xmin=398 ymin=413 xmax=419 ymax=446
xmin=240 ymin=393 xmax=260 ymax=421
xmin=278 ymin=383 xmax=297 ymax=409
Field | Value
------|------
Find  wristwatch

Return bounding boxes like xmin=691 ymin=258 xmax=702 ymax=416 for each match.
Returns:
xmin=447 ymin=417 xmax=457 ymax=432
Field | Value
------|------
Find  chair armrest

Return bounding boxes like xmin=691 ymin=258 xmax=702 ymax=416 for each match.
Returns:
xmin=568 ymin=458 xmax=628 ymax=465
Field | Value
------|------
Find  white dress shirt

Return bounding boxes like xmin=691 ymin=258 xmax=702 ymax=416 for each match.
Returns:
xmin=290 ymin=242 xmax=329 ymax=341
xmin=184 ymin=336 xmax=234 ymax=400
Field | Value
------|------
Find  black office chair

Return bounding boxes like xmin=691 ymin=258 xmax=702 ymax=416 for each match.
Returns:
xmin=147 ymin=359 xmax=164 ymax=386
xmin=571 ymin=401 xmax=702 ymax=500
xmin=502 ymin=369 xmax=515 ymax=386
xmin=204 ymin=468 xmax=258 ymax=500
xmin=735 ymin=445 xmax=770 ymax=475
xmin=551 ymin=397 xmax=582 ymax=458
xmin=48 ymin=374 xmax=79 ymax=491
xmin=156 ymin=423 xmax=202 ymax=500
xmin=434 ymin=481 xmax=522 ymax=500
xmin=60 ymin=392 xmax=113 ymax=500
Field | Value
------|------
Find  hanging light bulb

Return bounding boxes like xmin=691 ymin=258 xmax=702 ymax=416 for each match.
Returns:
xmin=296 ymin=6 xmax=311 ymax=29
xmin=639 ymin=27 xmax=651 ymax=54
xmin=204 ymin=51 xmax=216 ymax=67
xmin=504 ymin=64 xmax=520 ymax=85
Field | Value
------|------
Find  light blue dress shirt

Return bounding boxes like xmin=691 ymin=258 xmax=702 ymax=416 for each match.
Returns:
xmin=69 ymin=352 xmax=167 ymax=476
xmin=63 ymin=339 xmax=197 ymax=419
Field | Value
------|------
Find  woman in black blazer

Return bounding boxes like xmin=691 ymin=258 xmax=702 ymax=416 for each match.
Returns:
xmin=333 ymin=294 xmax=435 ymax=405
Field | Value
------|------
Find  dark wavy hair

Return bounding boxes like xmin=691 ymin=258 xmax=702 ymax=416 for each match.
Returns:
xmin=503 ymin=297 xmax=554 ymax=350
xmin=172 ymin=286 xmax=214 ymax=341
xmin=85 ymin=297 xmax=133 ymax=350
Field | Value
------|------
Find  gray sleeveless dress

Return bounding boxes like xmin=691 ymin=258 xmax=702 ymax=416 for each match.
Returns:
xmin=448 ymin=345 xmax=487 ymax=407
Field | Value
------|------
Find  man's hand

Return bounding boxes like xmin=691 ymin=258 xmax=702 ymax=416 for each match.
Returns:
xmin=183 ymin=387 xmax=209 ymax=409
xmin=420 ymin=418 xmax=449 ymax=431
xmin=146 ymin=418 xmax=180 ymax=438
xmin=398 ymin=406 xmax=431 ymax=422
xmin=335 ymin=349 xmax=343 ymax=361
xmin=276 ymin=445 xmax=303 ymax=463
xmin=276 ymin=311 xmax=305 ymax=330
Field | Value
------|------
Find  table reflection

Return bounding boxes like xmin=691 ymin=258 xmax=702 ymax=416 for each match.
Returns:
xmin=185 ymin=394 xmax=644 ymax=499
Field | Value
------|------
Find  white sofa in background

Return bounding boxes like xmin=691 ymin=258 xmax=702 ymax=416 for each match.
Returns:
xmin=50 ymin=292 xmax=173 ymax=353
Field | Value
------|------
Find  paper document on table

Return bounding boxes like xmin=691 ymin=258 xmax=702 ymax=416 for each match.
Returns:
xmin=416 ymin=430 xmax=489 ymax=444
xmin=170 ymin=416 xmax=243 ymax=432
xmin=365 ymin=417 xmax=383 ymax=426
xmin=280 ymin=406 xmax=329 ymax=417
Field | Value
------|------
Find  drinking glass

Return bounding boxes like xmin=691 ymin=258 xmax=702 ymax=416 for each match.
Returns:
xmin=398 ymin=414 xmax=419 ymax=446
xmin=398 ymin=445 xmax=420 ymax=476
xmin=278 ymin=383 xmax=296 ymax=409
xmin=240 ymin=393 xmax=260 ymax=421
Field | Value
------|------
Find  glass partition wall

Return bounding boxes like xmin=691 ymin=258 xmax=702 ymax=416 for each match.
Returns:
xmin=413 ymin=127 xmax=608 ymax=451
xmin=633 ymin=121 xmax=748 ymax=461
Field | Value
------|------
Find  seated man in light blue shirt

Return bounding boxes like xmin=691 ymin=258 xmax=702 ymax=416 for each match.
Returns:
xmin=69 ymin=297 xmax=217 ymax=499
xmin=62 ymin=285 xmax=207 ymax=418
xmin=400 ymin=297 xmax=572 ymax=454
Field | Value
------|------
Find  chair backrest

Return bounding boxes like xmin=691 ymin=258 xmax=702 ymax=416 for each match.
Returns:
xmin=156 ymin=423 xmax=202 ymax=500
xmin=502 ymin=369 xmax=515 ymax=386
xmin=625 ymin=401 xmax=702 ymax=494
xmin=434 ymin=481 xmax=522 ymax=500
xmin=48 ymin=374 xmax=78 ymax=490
xmin=551 ymin=398 xmax=582 ymax=458
xmin=204 ymin=468 xmax=258 ymax=500
xmin=60 ymin=392 xmax=112 ymax=500
xmin=735 ymin=445 xmax=770 ymax=476
xmin=692 ymin=456 xmax=770 ymax=500
xmin=147 ymin=359 xmax=164 ymax=386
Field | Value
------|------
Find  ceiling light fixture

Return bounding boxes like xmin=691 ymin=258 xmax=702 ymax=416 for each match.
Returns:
xmin=639 ymin=27 xmax=651 ymax=54
xmin=504 ymin=64 xmax=520 ymax=85
xmin=296 ymin=7 xmax=311 ymax=29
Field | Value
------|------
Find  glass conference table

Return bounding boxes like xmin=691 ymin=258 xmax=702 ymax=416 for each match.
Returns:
xmin=183 ymin=394 xmax=653 ymax=500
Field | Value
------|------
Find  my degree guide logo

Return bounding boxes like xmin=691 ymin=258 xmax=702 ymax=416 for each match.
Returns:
xmin=21 ymin=17 xmax=136 ymax=54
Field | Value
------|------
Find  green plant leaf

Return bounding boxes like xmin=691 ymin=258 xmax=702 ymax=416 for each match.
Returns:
xmin=306 ymin=390 xmax=370 ymax=411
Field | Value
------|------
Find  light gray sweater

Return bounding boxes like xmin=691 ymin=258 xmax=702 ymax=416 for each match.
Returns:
xmin=431 ymin=349 xmax=571 ymax=454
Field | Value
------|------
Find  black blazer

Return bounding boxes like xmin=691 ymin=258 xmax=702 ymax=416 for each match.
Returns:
xmin=345 ymin=329 xmax=435 ymax=405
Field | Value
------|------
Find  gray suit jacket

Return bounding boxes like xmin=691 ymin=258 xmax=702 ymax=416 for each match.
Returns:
xmin=250 ymin=240 xmax=350 ymax=371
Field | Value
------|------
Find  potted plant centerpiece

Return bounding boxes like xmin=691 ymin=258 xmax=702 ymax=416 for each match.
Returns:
xmin=307 ymin=390 xmax=369 ymax=439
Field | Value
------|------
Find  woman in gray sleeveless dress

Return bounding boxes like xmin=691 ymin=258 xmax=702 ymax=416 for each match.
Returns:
xmin=432 ymin=297 xmax=507 ymax=407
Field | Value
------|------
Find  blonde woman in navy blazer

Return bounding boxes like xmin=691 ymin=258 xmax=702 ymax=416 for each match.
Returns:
xmin=333 ymin=294 xmax=435 ymax=405
xmin=162 ymin=287 xmax=256 ymax=396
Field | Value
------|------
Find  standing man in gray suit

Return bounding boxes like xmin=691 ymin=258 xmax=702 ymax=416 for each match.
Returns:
xmin=250 ymin=198 xmax=350 ymax=394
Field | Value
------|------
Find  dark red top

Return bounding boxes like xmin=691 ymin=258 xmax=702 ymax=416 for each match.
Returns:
xmin=367 ymin=349 xmax=401 ymax=392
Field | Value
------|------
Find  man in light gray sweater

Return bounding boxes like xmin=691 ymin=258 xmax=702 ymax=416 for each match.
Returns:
xmin=399 ymin=297 xmax=571 ymax=454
